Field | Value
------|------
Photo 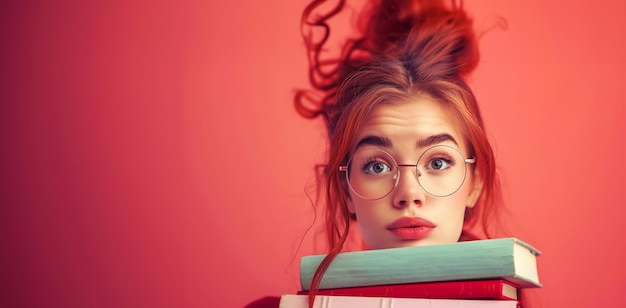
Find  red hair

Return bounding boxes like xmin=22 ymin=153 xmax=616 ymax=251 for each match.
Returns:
xmin=295 ymin=0 xmax=506 ymax=306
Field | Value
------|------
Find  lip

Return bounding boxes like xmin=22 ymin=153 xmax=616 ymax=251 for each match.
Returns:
xmin=387 ymin=217 xmax=436 ymax=241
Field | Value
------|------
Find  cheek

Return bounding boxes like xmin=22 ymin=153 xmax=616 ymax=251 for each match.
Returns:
xmin=454 ymin=175 xmax=476 ymax=207
xmin=350 ymin=198 xmax=390 ymax=225
xmin=446 ymin=193 xmax=472 ymax=219
xmin=429 ymin=191 xmax=471 ymax=227
xmin=430 ymin=195 xmax=468 ymax=217
xmin=351 ymin=199 xmax=392 ymax=249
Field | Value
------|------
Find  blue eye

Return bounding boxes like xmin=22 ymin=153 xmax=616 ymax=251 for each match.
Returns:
xmin=363 ymin=161 xmax=392 ymax=174
xmin=427 ymin=157 xmax=453 ymax=170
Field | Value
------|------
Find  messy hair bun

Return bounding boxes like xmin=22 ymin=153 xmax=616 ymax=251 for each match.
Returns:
xmin=295 ymin=0 xmax=480 ymax=133
xmin=363 ymin=0 xmax=479 ymax=76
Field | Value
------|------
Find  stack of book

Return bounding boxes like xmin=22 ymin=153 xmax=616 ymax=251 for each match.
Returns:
xmin=280 ymin=238 xmax=542 ymax=308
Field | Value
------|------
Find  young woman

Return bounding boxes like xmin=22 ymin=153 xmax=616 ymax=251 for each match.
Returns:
xmin=295 ymin=0 xmax=510 ymax=305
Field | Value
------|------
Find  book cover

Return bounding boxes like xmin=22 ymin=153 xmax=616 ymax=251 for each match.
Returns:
xmin=279 ymin=294 xmax=519 ymax=308
xmin=297 ymin=279 xmax=518 ymax=300
xmin=300 ymin=238 xmax=541 ymax=290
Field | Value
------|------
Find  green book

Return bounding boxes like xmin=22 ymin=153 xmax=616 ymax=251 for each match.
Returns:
xmin=300 ymin=238 xmax=541 ymax=290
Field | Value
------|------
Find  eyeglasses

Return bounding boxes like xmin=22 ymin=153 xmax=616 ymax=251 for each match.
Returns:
xmin=339 ymin=145 xmax=475 ymax=200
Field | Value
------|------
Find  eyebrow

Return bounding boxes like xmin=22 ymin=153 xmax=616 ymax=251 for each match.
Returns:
xmin=354 ymin=135 xmax=392 ymax=150
xmin=416 ymin=133 xmax=459 ymax=148
xmin=354 ymin=133 xmax=458 ymax=151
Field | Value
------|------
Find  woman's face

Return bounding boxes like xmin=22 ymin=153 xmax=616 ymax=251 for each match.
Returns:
xmin=346 ymin=96 xmax=482 ymax=249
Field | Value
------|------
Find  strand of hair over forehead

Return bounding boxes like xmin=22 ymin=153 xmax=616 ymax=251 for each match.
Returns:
xmin=295 ymin=0 xmax=479 ymax=125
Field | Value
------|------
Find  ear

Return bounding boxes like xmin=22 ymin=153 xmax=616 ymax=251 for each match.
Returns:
xmin=466 ymin=167 xmax=483 ymax=209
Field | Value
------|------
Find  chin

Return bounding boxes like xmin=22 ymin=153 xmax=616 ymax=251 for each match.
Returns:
xmin=370 ymin=239 xmax=436 ymax=250
xmin=392 ymin=237 xmax=462 ymax=249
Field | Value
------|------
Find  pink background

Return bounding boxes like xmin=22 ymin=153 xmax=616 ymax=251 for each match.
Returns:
xmin=2 ymin=1 xmax=625 ymax=307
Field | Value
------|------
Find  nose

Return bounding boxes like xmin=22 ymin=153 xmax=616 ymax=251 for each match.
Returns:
xmin=392 ymin=166 xmax=426 ymax=209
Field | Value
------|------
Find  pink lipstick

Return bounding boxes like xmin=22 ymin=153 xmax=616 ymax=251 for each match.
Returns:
xmin=386 ymin=217 xmax=435 ymax=241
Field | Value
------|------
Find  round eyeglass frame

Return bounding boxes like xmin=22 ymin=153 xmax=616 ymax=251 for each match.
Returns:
xmin=339 ymin=145 xmax=476 ymax=200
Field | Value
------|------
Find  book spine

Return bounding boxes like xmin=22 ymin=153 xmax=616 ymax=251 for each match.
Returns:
xmin=279 ymin=294 xmax=519 ymax=308
xmin=297 ymin=279 xmax=517 ymax=301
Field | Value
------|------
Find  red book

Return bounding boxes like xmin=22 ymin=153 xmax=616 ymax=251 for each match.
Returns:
xmin=298 ymin=279 xmax=518 ymax=301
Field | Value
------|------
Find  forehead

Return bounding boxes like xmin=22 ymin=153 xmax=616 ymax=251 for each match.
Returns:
xmin=353 ymin=96 xmax=467 ymax=151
